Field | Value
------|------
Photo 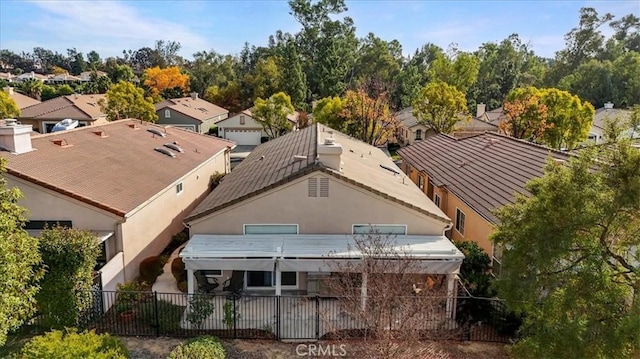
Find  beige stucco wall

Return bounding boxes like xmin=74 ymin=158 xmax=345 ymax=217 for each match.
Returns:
xmin=120 ymin=149 xmax=229 ymax=281
xmin=189 ymin=172 xmax=448 ymax=235
xmin=217 ymin=113 xmax=266 ymax=137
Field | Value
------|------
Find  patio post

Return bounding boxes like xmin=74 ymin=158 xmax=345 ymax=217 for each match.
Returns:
xmin=361 ymin=272 xmax=367 ymax=310
xmin=445 ymin=273 xmax=456 ymax=318
xmin=274 ymin=259 xmax=282 ymax=296
xmin=187 ymin=269 xmax=194 ymax=295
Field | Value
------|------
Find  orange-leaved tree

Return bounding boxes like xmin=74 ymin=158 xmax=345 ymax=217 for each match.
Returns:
xmin=143 ymin=66 xmax=189 ymax=98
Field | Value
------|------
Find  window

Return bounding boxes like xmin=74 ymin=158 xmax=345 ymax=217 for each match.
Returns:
xmin=176 ymin=182 xmax=183 ymax=195
xmin=240 ymin=115 xmax=245 ymax=125
xmin=434 ymin=194 xmax=441 ymax=208
xmin=492 ymin=245 xmax=503 ymax=277
xmin=415 ymin=129 xmax=422 ymax=140
xmin=165 ymin=109 xmax=171 ymax=118
xmin=455 ymin=208 xmax=466 ymax=236
xmin=246 ymin=271 xmax=297 ymax=287
xmin=244 ymin=224 xmax=298 ymax=235
xmin=353 ymin=225 xmax=406 ymax=235
xmin=417 ymin=175 xmax=424 ymax=190
xmin=202 ymin=269 xmax=222 ymax=277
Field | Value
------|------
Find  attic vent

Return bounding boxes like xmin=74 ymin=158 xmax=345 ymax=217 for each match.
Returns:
xmin=147 ymin=128 xmax=167 ymax=137
xmin=308 ymin=178 xmax=318 ymax=197
xmin=93 ymin=130 xmax=108 ymax=138
xmin=164 ymin=143 xmax=184 ymax=153
xmin=52 ymin=139 xmax=72 ymax=148
xmin=319 ymin=178 xmax=329 ymax=197
xmin=379 ymin=164 xmax=400 ymax=175
xmin=155 ymin=147 xmax=176 ymax=158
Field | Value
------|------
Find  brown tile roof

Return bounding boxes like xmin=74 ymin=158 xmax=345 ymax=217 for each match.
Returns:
xmin=19 ymin=94 xmax=105 ymax=120
xmin=592 ymin=107 xmax=632 ymax=130
xmin=0 ymin=120 xmax=234 ymax=217
xmin=398 ymin=132 xmax=572 ymax=224
xmin=155 ymin=97 xmax=228 ymax=122
xmin=186 ymin=124 xmax=450 ymax=224
xmin=240 ymin=107 xmax=300 ymax=124
xmin=395 ymin=107 xmax=498 ymax=133
xmin=9 ymin=91 xmax=40 ymax=109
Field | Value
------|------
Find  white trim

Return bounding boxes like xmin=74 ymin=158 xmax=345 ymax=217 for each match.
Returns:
xmin=41 ymin=121 xmax=60 ymax=133
xmin=351 ymin=224 xmax=407 ymax=235
xmin=455 ymin=207 xmax=466 ymax=236
xmin=243 ymin=224 xmax=299 ymax=235
xmin=170 ymin=124 xmax=196 ymax=132
xmin=165 ymin=109 xmax=171 ymax=118
xmin=434 ymin=194 xmax=441 ymax=208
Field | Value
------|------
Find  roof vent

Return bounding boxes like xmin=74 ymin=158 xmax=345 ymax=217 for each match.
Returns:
xmin=324 ymin=138 xmax=335 ymax=145
xmin=52 ymin=139 xmax=72 ymax=148
xmin=164 ymin=143 xmax=184 ymax=153
xmin=93 ymin=130 xmax=108 ymax=138
xmin=4 ymin=119 xmax=18 ymax=126
xmin=128 ymin=123 xmax=139 ymax=130
xmin=147 ymin=128 xmax=167 ymax=138
xmin=379 ymin=164 xmax=400 ymax=175
xmin=292 ymin=155 xmax=307 ymax=162
xmin=154 ymin=147 xmax=176 ymax=158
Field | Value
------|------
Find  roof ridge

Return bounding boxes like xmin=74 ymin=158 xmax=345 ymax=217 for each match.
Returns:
xmin=480 ymin=132 xmax=574 ymax=157
xmin=64 ymin=95 xmax=99 ymax=118
xmin=27 ymin=97 xmax=74 ymax=118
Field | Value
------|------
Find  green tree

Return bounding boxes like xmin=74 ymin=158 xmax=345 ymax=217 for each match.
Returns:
xmin=37 ymin=226 xmax=101 ymax=328
xmin=40 ymin=85 xmax=58 ymax=101
xmin=501 ymin=86 xmax=550 ymax=141
xmin=428 ymin=46 xmax=479 ymax=94
xmin=558 ymin=59 xmax=614 ymax=109
xmin=0 ymin=91 xmax=20 ymax=118
xmin=18 ymin=78 xmax=43 ymax=100
xmin=278 ymin=40 xmax=307 ymax=111
xmin=56 ymin=84 xmax=74 ymax=96
xmin=253 ymin=92 xmax=295 ymax=139
xmin=98 ymin=81 xmax=158 ymax=122
xmin=244 ymin=56 xmax=281 ymax=101
xmin=541 ymin=88 xmax=595 ymax=149
xmin=204 ymin=82 xmax=243 ymax=114
xmin=412 ymin=80 xmax=468 ymax=134
xmin=312 ymin=96 xmax=344 ymax=131
xmin=392 ymin=43 xmax=443 ymax=109
xmin=0 ymin=159 xmax=43 ymax=346
xmin=492 ymin=139 xmax=640 ymax=358
xmin=352 ymin=33 xmax=403 ymax=91
xmin=611 ymin=52 xmax=640 ymax=108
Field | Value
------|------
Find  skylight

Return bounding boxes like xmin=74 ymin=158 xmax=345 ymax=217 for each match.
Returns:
xmin=155 ymin=147 xmax=176 ymax=158
xmin=147 ymin=128 xmax=167 ymax=137
xmin=379 ymin=164 xmax=400 ymax=175
xmin=164 ymin=143 xmax=184 ymax=153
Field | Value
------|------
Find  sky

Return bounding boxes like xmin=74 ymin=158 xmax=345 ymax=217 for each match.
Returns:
xmin=0 ymin=0 xmax=638 ymax=60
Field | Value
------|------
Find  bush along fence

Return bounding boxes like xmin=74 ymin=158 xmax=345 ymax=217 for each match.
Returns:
xmin=16 ymin=291 xmax=520 ymax=343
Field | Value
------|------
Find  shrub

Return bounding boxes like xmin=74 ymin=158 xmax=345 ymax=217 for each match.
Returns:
xmin=172 ymin=232 xmax=189 ymax=246
xmin=139 ymin=256 xmax=163 ymax=283
xmin=186 ymin=294 xmax=216 ymax=329
xmin=177 ymin=280 xmax=188 ymax=293
xmin=19 ymin=328 xmax=128 ymax=359
xmin=116 ymin=280 xmax=148 ymax=304
xmin=168 ymin=336 xmax=226 ymax=359
xmin=138 ymin=299 xmax=184 ymax=333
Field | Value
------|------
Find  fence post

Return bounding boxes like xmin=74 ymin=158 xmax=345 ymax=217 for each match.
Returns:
xmin=233 ymin=295 xmax=237 ymax=339
xmin=153 ymin=291 xmax=160 ymax=337
xmin=315 ymin=295 xmax=320 ymax=340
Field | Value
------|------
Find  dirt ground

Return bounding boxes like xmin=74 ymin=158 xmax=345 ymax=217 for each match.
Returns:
xmin=121 ymin=337 xmax=510 ymax=359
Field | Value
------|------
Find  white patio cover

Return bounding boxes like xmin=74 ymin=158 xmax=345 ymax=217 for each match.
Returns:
xmin=180 ymin=234 xmax=464 ymax=275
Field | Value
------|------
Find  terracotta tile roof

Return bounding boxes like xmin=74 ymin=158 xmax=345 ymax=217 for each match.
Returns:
xmin=155 ymin=97 xmax=228 ymax=122
xmin=7 ymin=91 xmax=40 ymax=109
xmin=19 ymin=94 xmax=105 ymax=120
xmin=398 ymin=133 xmax=572 ymax=224
xmin=0 ymin=120 xmax=234 ymax=217
xmin=186 ymin=124 xmax=450 ymax=224
xmin=395 ymin=107 xmax=498 ymax=133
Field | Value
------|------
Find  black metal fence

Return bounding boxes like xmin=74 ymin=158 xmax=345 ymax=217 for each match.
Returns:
xmin=17 ymin=291 xmax=519 ymax=343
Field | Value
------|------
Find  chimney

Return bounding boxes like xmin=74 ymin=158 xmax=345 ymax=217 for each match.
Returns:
xmin=3 ymin=86 xmax=14 ymax=95
xmin=190 ymin=92 xmax=198 ymax=100
xmin=604 ymin=102 xmax=614 ymax=109
xmin=476 ymin=103 xmax=486 ymax=118
xmin=317 ymin=137 xmax=343 ymax=171
xmin=0 ymin=120 xmax=33 ymax=154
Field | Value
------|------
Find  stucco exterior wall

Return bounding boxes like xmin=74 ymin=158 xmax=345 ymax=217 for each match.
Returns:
xmin=189 ymin=172 xmax=448 ymax=236
xmin=120 ymin=150 xmax=228 ymax=281
xmin=156 ymin=109 xmax=201 ymax=132
xmin=217 ymin=114 xmax=266 ymax=137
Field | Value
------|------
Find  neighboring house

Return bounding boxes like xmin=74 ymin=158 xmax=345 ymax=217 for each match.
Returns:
xmin=0 ymin=72 xmax=15 ymax=82
xmin=155 ymin=94 xmax=229 ymax=134
xmin=0 ymin=119 xmax=235 ymax=293
xmin=475 ymin=104 xmax=507 ymax=125
xmin=46 ymin=73 xmax=82 ymax=84
xmin=3 ymin=86 xmax=40 ymax=109
xmin=18 ymin=94 xmax=107 ymax=133
xmin=398 ymin=132 xmax=571 ymax=275
xmin=180 ymin=123 xmax=464 ymax=312
xmin=395 ymin=106 xmax=499 ymax=146
xmin=79 ymin=71 xmax=108 ymax=82
xmin=14 ymin=72 xmax=49 ymax=82
xmin=217 ymin=108 xmax=301 ymax=145
xmin=586 ymin=102 xmax=637 ymax=144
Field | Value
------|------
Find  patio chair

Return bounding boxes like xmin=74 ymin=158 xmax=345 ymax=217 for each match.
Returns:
xmin=194 ymin=270 xmax=219 ymax=293
xmin=223 ymin=270 xmax=244 ymax=299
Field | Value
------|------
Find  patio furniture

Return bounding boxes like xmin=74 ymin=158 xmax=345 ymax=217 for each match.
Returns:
xmin=223 ymin=270 xmax=244 ymax=299
xmin=195 ymin=270 xmax=219 ymax=293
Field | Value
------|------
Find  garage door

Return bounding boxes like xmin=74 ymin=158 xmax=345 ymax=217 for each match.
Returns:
xmin=225 ymin=129 xmax=262 ymax=146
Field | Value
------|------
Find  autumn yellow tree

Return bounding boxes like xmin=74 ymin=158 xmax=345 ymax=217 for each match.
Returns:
xmin=340 ymin=89 xmax=397 ymax=146
xmin=143 ymin=66 xmax=189 ymax=98
xmin=501 ymin=86 xmax=550 ymax=141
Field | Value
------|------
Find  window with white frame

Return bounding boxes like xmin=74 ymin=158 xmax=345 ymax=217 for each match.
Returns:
xmin=244 ymin=224 xmax=298 ymax=235
xmin=415 ymin=129 xmax=423 ymax=140
xmin=417 ymin=175 xmax=424 ymax=190
xmin=434 ymin=193 xmax=441 ymax=208
xmin=165 ymin=109 xmax=171 ymax=118
xmin=455 ymin=208 xmax=465 ymax=236
xmin=353 ymin=224 xmax=406 ymax=235
xmin=492 ymin=245 xmax=503 ymax=278
xmin=176 ymin=182 xmax=183 ymax=195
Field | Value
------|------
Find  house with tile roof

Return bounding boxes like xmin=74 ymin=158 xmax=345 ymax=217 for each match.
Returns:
xmin=0 ymin=119 xmax=235 ymax=292
xmin=398 ymin=132 xmax=572 ymax=275
xmin=180 ymin=123 xmax=463 ymax=312
xmin=3 ymin=86 xmax=40 ymax=109
xmin=18 ymin=94 xmax=107 ymax=133
xmin=216 ymin=107 xmax=301 ymax=145
xmin=395 ymin=106 xmax=499 ymax=146
xmin=155 ymin=93 xmax=229 ymax=134
xmin=585 ymin=102 xmax=638 ymax=144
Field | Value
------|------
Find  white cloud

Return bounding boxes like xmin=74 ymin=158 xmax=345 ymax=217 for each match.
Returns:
xmin=27 ymin=1 xmax=209 ymax=58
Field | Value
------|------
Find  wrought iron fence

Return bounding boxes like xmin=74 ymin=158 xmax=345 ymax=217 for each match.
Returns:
xmin=15 ymin=291 xmax=519 ymax=343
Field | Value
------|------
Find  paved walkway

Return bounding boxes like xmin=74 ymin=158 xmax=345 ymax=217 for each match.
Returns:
xmin=152 ymin=243 xmax=186 ymax=294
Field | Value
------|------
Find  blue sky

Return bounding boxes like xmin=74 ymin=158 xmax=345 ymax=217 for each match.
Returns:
xmin=0 ymin=1 xmax=638 ymax=60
